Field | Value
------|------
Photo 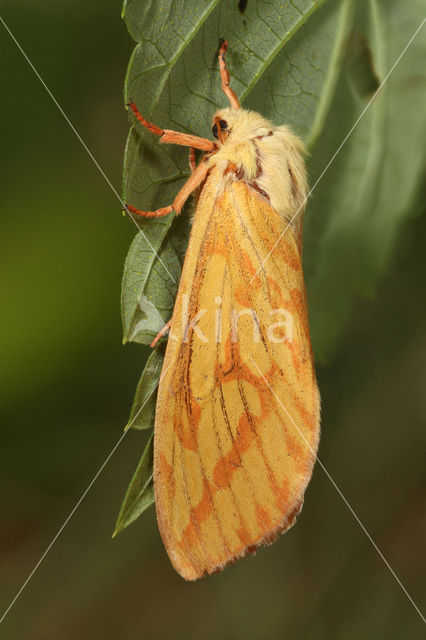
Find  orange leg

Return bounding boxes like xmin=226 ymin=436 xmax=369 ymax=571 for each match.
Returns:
xmin=127 ymin=100 xmax=215 ymax=152
xmin=125 ymin=159 xmax=210 ymax=219
xmin=127 ymin=100 xmax=164 ymax=136
xmin=150 ymin=320 xmax=171 ymax=348
xmin=189 ymin=147 xmax=196 ymax=173
xmin=125 ymin=204 xmax=173 ymax=219
xmin=218 ymin=40 xmax=240 ymax=110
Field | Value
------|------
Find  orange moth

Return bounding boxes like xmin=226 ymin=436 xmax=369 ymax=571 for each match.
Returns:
xmin=126 ymin=41 xmax=320 ymax=580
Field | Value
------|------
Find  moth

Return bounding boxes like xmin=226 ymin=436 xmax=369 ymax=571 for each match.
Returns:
xmin=126 ymin=41 xmax=320 ymax=580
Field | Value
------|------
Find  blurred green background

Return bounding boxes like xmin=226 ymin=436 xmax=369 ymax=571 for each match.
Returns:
xmin=1 ymin=1 xmax=425 ymax=638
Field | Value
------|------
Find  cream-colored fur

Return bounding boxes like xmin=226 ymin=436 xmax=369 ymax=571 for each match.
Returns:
xmin=208 ymin=108 xmax=308 ymax=234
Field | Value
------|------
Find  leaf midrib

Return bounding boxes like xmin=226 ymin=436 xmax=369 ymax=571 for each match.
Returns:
xmin=240 ymin=0 xmax=329 ymax=103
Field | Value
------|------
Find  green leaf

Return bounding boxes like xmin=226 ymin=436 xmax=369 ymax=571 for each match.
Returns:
xmin=125 ymin=345 xmax=165 ymax=431
xmin=113 ymin=433 xmax=154 ymax=537
xmin=304 ymin=0 xmax=426 ymax=358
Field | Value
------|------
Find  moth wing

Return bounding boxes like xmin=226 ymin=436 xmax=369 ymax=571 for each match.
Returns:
xmin=154 ymin=172 xmax=320 ymax=580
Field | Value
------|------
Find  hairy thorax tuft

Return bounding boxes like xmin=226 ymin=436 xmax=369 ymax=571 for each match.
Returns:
xmin=209 ymin=107 xmax=308 ymax=228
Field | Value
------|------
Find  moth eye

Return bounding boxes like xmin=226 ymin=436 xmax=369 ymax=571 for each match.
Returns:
xmin=212 ymin=120 xmax=229 ymax=139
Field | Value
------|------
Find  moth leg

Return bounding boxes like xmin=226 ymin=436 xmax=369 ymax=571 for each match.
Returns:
xmin=173 ymin=159 xmax=210 ymax=214
xmin=218 ymin=40 xmax=240 ymax=110
xmin=160 ymin=130 xmax=215 ymax=152
xmin=150 ymin=320 xmax=171 ymax=348
xmin=125 ymin=158 xmax=210 ymax=218
xmin=125 ymin=204 xmax=173 ymax=219
xmin=127 ymin=100 xmax=215 ymax=152
xmin=189 ymin=147 xmax=197 ymax=173
xmin=126 ymin=100 xmax=164 ymax=136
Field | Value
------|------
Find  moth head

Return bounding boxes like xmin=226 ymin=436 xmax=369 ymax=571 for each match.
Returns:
xmin=212 ymin=108 xmax=273 ymax=145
